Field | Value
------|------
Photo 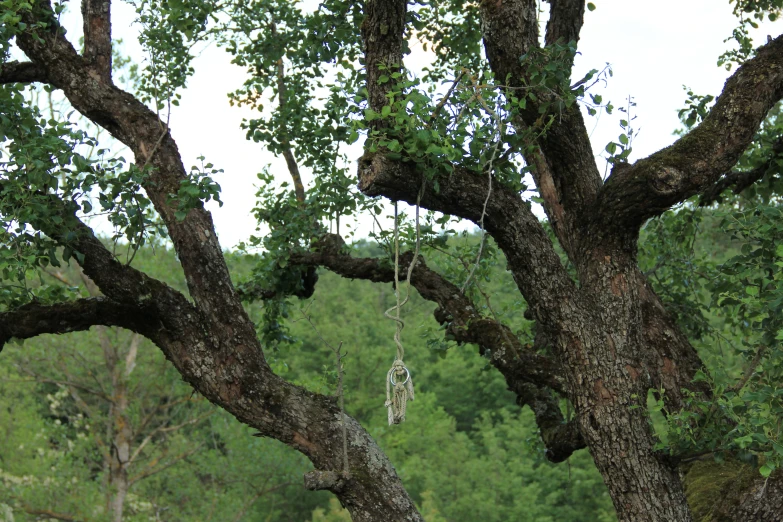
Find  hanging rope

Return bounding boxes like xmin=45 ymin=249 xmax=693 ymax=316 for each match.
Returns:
xmin=383 ymin=183 xmax=424 ymax=425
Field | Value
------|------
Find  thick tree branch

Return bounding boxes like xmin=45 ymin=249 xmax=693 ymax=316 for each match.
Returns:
xmin=594 ymin=34 xmax=783 ymax=237
xmin=287 ymin=234 xmax=584 ymax=460
xmin=480 ymin=0 xmax=602 ymax=260
xmin=360 ymin=0 xmax=407 ymax=120
xmin=81 ymin=0 xmax=113 ymax=82
xmin=0 ymin=61 xmax=49 ymax=83
xmin=0 ymin=297 xmax=155 ymax=352
xmin=545 ymin=0 xmax=586 ymax=47
xmin=292 ymin=234 xmax=565 ymax=393
xmin=699 ymin=134 xmax=783 ymax=205
xmin=7 ymin=5 xmax=424 ymax=518
xmin=358 ymin=154 xmax=576 ymax=327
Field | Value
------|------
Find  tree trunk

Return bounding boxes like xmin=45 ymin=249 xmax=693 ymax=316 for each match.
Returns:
xmin=557 ymin=291 xmax=692 ymax=519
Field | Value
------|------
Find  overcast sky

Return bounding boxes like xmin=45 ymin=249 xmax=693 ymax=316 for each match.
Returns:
xmin=64 ymin=1 xmax=781 ymax=249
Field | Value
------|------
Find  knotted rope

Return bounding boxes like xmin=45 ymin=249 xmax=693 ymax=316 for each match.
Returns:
xmin=383 ymin=185 xmax=423 ymax=425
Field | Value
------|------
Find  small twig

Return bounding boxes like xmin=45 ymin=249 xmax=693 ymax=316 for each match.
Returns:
xmin=461 ymin=76 xmax=503 ymax=293
xmin=42 ymin=268 xmax=72 ymax=285
xmin=141 ymin=122 xmax=169 ymax=171
xmin=729 ymin=345 xmax=767 ymax=393
xmin=299 ymin=307 xmax=350 ymax=475
xmin=141 ymin=98 xmax=172 ymax=171
xmin=427 ymin=71 xmax=465 ymax=127
xmin=335 ymin=341 xmax=349 ymax=475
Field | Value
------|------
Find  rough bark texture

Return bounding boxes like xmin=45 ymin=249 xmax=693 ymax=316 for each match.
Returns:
xmin=81 ymin=0 xmax=113 ymax=82
xmin=0 ymin=2 xmax=423 ymax=520
xmin=683 ymin=460 xmax=783 ymax=522
xmin=0 ymin=60 xmax=49 ymax=83
xmin=593 ymin=34 xmax=783 ymax=238
xmin=1 ymin=0 xmax=783 ymax=520
xmin=355 ymin=1 xmax=783 ymax=521
xmin=288 ymin=234 xmax=584 ymax=462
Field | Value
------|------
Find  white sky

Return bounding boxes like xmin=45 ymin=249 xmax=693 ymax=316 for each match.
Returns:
xmin=63 ymin=1 xmax=781 ymax=249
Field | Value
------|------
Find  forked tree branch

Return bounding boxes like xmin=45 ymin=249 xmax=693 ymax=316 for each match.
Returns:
xmin=479 ymin=0 xmax=602 ymax=261
xmin=359 ymin=0 xmax=577 ymax=330
xmin=699 ymin=134 xmax=783 ymax=205
xmin=358 ymin=154 xmax=576 ymax=327
xmin=16 ymin=2 xmax=239 ymax=323
xmin=4 ymin=4 xmax=427 ymax=518
xmin=594 ymin=34 xmax=783 ymax=238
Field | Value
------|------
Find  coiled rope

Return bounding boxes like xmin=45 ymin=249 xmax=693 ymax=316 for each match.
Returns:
xmin=383 ymin=184 xmax=424 ymax=425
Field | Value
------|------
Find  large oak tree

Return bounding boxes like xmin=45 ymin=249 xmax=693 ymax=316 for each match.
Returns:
xmin=1 ymin=0 xmax=782 ymax=520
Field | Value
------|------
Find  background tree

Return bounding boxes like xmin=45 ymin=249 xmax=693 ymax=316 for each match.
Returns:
xmin=0 ymin=0 xmax=782 ymax=521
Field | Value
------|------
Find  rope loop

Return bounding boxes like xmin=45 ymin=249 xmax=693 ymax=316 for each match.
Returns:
xmin=385 ymin=360 xmax=414 ymax=425
xmin=382 ymin=182 xmax=424 ymax=425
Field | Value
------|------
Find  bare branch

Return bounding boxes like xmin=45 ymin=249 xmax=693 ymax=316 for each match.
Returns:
xmin=128 ymin=444 xmax=204 ymax=485
xmin=0 ymin=297 xmax=155 ymax=353
xmin=270 ymin=18 xmax=305 ymax=204
xmin=290 ymin=234 xmax=565 ymax=393
xmin=729 ymin=345 xmax=767 ymax=393
xmin=22 ymin=507 xmax=85 ymax=522
xmin=287 ymin=235 xmax=584 ymax=459
xmin=700 ymin=134 xmax=783 ymax=205
xmin=594 ymin=34 xmax=783 ymax=236
xmin=81 ymin=0 xmax=113 ymax=82
xmin=0 ymin=61 xmax=49 ymax=84
xmin=243 ymin=232 xmax=580 ymax=458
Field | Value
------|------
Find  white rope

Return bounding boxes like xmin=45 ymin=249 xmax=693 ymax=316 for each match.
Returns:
xmin=383 ymin=184 xmax=424 ymax=424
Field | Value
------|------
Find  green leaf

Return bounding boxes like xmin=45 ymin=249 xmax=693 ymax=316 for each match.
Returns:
xmin=587 ymin=2 xmax=596 ymax=11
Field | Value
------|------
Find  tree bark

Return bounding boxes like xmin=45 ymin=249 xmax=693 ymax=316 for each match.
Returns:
xmin=2 ymin=1 xmax=783 ymax=520
xmin=2 ymin=2 xmax=424 ymax=520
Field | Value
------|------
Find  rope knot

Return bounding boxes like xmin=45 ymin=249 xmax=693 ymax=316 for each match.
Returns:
xmin=385 ymin=359 xmax=414 ymax=425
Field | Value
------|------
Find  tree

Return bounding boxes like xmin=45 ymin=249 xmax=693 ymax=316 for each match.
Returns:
xmin=0 ymin=0 xmax=782 ymax=521
xmin=0 ymin=249 xmax=323 ymax=521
